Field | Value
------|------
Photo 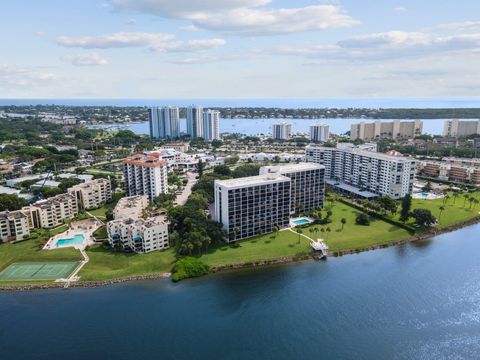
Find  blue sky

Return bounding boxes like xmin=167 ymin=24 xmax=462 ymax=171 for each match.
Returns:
xmin=1 ymin=0 xmax=480 ymax=99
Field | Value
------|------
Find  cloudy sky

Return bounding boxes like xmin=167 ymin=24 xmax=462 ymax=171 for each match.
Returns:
xmin=2 ymin=0 xmax=480 ymax=99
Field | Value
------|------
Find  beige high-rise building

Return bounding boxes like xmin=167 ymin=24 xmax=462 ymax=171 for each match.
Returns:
xmin=443 ymin=119 xmax=480 ymax=137
xmin=350 ymin=120 xmax=423 ymax=141
xmin=68 ymin=178 xmax=112 ymax=210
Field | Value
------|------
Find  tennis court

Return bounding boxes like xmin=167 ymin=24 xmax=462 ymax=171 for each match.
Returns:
xmin=0 ymin=262 xmax=80 ymax=281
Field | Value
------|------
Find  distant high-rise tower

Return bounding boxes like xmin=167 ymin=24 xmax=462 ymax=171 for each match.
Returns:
xmin=203 ymin=110 xmax=220 ymax=141
xmin=149 ymin=106 xmax=180 ymax=139
xmin=272 ymin=122 xmax=292 ymax=140
xmin=310 ymin=124 xmax=330 ymax=143
xmin=186 ymin=105 xmax=204 ymax=139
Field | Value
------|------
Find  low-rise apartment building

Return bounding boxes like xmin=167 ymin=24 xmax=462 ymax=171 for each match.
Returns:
xmin=214 ymin=174 xmax=292 ymax=242
xmin=107 ymin=194 xmax=169 ymax=253
xmin=107 ymin=215 xmax=169 ymax=253
xmin=0 ymin=210 xmax=30 ymax=242
xmin=23 ymin=193 xmax=78 ymax=229
xmin=306 ymin=143 xmax=416 ymax=199
xmin=113 ymin=195 xmax=149 ymax=220
xmin=68 ymin=178 xmax=112 ymax=210
xmin=418 ymin=158 xmax=480 ymax=184
xmin=259 ymin=163 xmax=325 ymax=214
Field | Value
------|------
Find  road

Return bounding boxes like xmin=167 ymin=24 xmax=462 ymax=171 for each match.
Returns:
xmin=175 ymin=172 xmax=198 ymax=206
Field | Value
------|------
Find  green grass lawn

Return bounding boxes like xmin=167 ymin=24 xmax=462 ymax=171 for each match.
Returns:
xmin=391 ymin=193 xmax=480 ymax=229
xmin=88 ymin=207 xmax=107 ymax=219
xmin=199 ymin=202 xmax=412 ymax=265
xmin=79 ymin=244 xmax=177 ymax=281
xmin=0 ymin=226 xmax=82 ymax=277
xmin=199 ymin=230 xmax=312 ymax=267
xmin=311 ymin=202 xmax=411 ymax=253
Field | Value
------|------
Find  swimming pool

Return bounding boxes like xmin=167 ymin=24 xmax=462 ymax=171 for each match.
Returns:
xmin=55 ymin=234 xmax=85 ymax=248
xmin=292 ymin=219 xmax=310 ymax=226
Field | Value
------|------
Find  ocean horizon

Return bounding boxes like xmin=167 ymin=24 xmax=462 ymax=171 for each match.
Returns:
xmin=1 ymin=98 xmax=480 ymax=108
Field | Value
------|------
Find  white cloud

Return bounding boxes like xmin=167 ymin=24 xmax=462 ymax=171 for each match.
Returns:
xmin=56 ymin=32 xmax=174 ymax=48
xmin=151 ymin=38 xmax=226 ymax=52
xmin=62 ymin=53 xmax=109 ymax=66
xmin=171 ymin=54 xmax=241 ymax=64
xmin=179 ymin=25 xmax=201 ymax=32
xmin=394 ymin=6 xmax=407 ymax=12
xmin=126 ymin=18 xmax=136 ymax=25
xmin=435 ymin=21 xmax=480 ymax=31
xmin=273 ymin=31 xmax=480 ymax=62
xmin=0 ymin=64 xmax=59 ymax=88
xmin=110 ymin=1 xmax=359 ymax=35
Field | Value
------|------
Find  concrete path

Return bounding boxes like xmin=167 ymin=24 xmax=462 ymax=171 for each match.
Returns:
xmin=175 ymin=172 xmax=198 ymax=206
xmin=63 ymin=248 xmax=90 ymax=288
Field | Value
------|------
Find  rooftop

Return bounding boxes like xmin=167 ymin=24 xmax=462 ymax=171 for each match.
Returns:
xmin=215 ymin=174 xmax=290 ymax=189
xmin=307 ymin=143 xmax=414 ymax=162
xmin=260 ymin=162 xmax=324 ymax=175
xmin=123 ymin=152 xmax=167 ymax=167
xmin=326 ymin=179 xmax=379 ymax=198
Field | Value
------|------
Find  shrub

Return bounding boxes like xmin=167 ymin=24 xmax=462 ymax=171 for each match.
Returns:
xmin=356 ymin=213 xmax=371 ymax=226
xmin=171 ymin=257 xmax=210 ymax=282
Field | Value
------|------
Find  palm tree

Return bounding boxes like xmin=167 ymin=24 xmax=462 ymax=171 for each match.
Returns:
xmin=438 ymin=206 xmax=445 ymax=222
xmin=463 ymin=193 xmax=469 ymax=208
xmin=326 ymin=227 xmax=331 ymax=238
xmin=469 ymin=196 xmax=475 ymax=210
xmin=233 ymin=227 xmax=240 ymax=242
xmin=296 ymin=228 xmax=303 ymax=244
xmin=340 ymin=218 xmax=347 ymax=231
xmin=452 ymin=191 xmax=459 ymax=204
xmin=314 ymin=227 xmax=319 ymax=238
xmin=473 ymin=198 xmax=480 ymax=212
xmin=273 ymin=225 xmax=279 ymax=239
xmin=442 ymin=194 xmax=450 ymax=206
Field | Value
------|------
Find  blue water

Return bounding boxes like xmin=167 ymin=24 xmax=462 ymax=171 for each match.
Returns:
xmin=2 ymin=224 xmax=480 ymax=359
xmin=55 ymin=234 xmax=84 ymax=247
xmin=293 ymin=219 xmax=310 ymax=225
xmin=89 ymin=118 xmax=447 ymax=136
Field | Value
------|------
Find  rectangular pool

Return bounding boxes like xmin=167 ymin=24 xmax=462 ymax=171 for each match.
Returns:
xmin=56 ymin=234 xmax=85 ymax=247
xmin=292 ymin=219 xmax=310 ymax=226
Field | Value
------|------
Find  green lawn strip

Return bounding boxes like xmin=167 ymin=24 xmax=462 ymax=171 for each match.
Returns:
xmin=79 ymin=244 xmax=176 ymax=281
xmin=92 ymin=226 xmax=107 ymax=239
xmin=198 ymin=230 xmax=311 ymax=267
xmin=0 ymin=228 xmax=82 ymax=279
xmin=309 ymin=202 xmax=411 ymax=253
xmin=0 ymin=280 xmax=59 ymax=287
xmin=391 ymin=193 xmax=479 ymax=229
xmin=88 ymin=207 xmax=107 ymax=218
